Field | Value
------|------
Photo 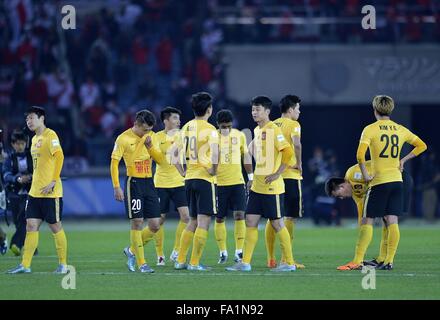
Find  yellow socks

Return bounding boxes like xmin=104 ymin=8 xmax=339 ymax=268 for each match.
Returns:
xmin=285 ymin=219 xmax=294 ymax=240
xmin=214 ymin=221 xmax=227 ymax=253
xmin=177 ymin=229 xmax=194 ymax=264
xmin=141 ymin=227 xmax=155 ymax=245
xmin=21 ymin=231 xmax=39 ymax=268
xmin=154 ymin=225 xmax=164 ymax=257
xmin=265 ymin=220 xmax=276 ymax=262
xmin=53 ymin=229 xmax=68 ymax=265
xmin=277 ymin=227 xmax=294 ymax=265
xmin=384 ymin=223 xmax=400 ymax=265
xmin=243 ymin=227 xmax=258 ymax=264
xmin=234 ymin=219 xmax=246 ymax=253
xmin=353 ymin=224 xmax=373 ymax=264
xmin=282 ymin=219 xmax=295 ymax=262
xmin=376 ymin=226 xmax=388 ymax=263
xmin=189 ymin=228 xmax=208 ymax=266
xmin=130 ymin=230 xmax=145 ymax=267
xmin=130 ymin=227 xmax=155 ymax=253
xmin=173 ymin=220 xmax=187 ymax=252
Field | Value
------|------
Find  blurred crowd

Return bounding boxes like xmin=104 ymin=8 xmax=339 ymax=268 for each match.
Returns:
xmin=215 ymin=0 xmax=440 ymax=43
xmin=2 ymin=1 xmax=440 ymax=157
xmin=1 ymin=0 xmax=227 ymax=162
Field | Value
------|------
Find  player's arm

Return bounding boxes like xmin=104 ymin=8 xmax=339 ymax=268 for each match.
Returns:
xmin=41 ymin=149 xmax=64 ymax=195
xmin=208 ymin=141 xmax=219 ymax=176
xmin=265 ymin=128 xmax=294 ymax=184
xmin=172 ymin=141 xmax=186 ymax=177
xmin=41 ymin=134 xmax=64 ymax=195
xmin=207 ymin=130 xmax=219 ymax=176
xmin=290 ymin=123 xmax=302 ymax=174
xmin=241 ymin=133 xmax=253 ymax=189
xmin=356 ymin=128 xmax=374 ymax=183
xmin=292 ymin=135 xmax=302 ymax=174
xmin=110 ymin=158 xmax=124 ymax=201
xmin=265 ymin=145 xmax=294 ymax=184
xmin=171 ymin=131 xmax=186 ymax=177
xmin=111 ymin=138 xmax=125 ymax=201
xmin=144 ymin=135 xmax=165 ymax=165
xmin=399 ymin=132 xmax=427 ymax=172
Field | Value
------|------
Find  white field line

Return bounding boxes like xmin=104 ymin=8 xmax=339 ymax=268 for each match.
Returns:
xmin=1 ymin=257 xmax=439 ymax=277
xmin=1 ymin=271 xmax=437 ymax=278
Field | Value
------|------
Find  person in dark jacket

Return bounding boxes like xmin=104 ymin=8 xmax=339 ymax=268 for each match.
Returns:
xmin=3 ymin=130 xmax=33 ymax=256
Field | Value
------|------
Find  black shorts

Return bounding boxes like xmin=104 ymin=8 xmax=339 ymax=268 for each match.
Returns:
xmin=217 ymin=184 xmax=246 ymax=219
xmin=25 ymin=196 xmax=63 ymax=224
xmin=284 ymin=179 xmax=303 ymax=218
xmin=363 ymin=182 xmax=403 ymax=218
xmin=157 ymin=187 xmax=188 ymax=214
xmin=245 ymin=191 xmax=284 ymax=220
xmin=124 ymin=177 xmax=160 ymax=219
xmin=185 ymin=179 xmax=217 ymax=218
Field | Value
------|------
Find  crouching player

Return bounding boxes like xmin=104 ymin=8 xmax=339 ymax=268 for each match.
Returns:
xmin=325 ymin=160 xmax=413 ymax=270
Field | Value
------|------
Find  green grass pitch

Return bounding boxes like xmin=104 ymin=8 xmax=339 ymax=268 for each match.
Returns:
xmin=0 ymin=220 xmax=439 ymax=300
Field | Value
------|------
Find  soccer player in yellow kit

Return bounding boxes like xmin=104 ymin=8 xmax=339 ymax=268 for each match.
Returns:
xmin=265 ymin=94 xmax=305 ymax=269
xmin=214 ymin=109 xmax=253 ymax=264
xmin=226 ymin=96 xmax=296 ymax=272
xmin=153 ymin=107 xmax=190 ymax=265
xmin=355 ymin=95 xmax=426 ymax=270
xmin=111 ymin=110 xmax=164 ymax=273
xmin=325 ymin=161 xmax=414 ymax=270
xmin=174 ymin=92 xmax=219 ymax=271
xmin=7 ymin=106 xmax=67 ymax=274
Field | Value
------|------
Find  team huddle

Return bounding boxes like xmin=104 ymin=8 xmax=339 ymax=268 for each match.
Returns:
xmin=6 ymin=93 xmax=427 ymax=274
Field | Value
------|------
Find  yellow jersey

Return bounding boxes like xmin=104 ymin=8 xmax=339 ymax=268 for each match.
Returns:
xmin=251 ymin=121 xmax=289 ymax=195
xmin=217 ymin=129 xmax=248 ymax=186
xmin=29 ymin=128 xmax=63 ymax=198
xmin=273 ymin=117 xmax=302 ymax=180
xmin=153 ymin=130 xmax=185 ymax=188
xmin=181 ymin=119 xmax=219 ymax=183
xmin=345 ymin=161 xmax=373 ymax=222
xmin=359 ymin=120 xmax=420 ymax=187
xmin=111 ymin=128 xmax=156 ymax=178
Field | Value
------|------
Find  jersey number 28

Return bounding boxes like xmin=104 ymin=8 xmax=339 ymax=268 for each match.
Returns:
xmin=379 ymin=134 xmax=399 ymax=158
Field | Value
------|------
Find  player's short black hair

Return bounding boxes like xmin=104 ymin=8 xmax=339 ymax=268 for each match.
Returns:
xmin=160 ymin=107 xmax=182 ymax=122
xmin=251 ymin=96 xmax=272 ymax=110
xmin=25 ymin=106 xmax=45 ymax=118
xmin=192 ymin=92 xmax=213 ymax=117
xmin=135 ymin=109 xmax=156 ymax=127
xmin=216 ymin=109 xmax=233 ymax=124
xmin=279 ymin=95 xmax=301 ymax=114
xmin=324 ymin=177 xmax=346 ymax=197
xmin=11 ymin=130 xmax=27 ymax=143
